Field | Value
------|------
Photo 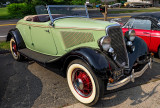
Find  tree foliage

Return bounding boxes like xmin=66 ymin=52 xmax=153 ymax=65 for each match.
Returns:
xmin=3 ymin=0 xmax=102 ymax=5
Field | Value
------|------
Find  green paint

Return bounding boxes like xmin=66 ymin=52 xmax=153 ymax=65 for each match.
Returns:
xmin=17 ymin=17 xmax=114 ymax=56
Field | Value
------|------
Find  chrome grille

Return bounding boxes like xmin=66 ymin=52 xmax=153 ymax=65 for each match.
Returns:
xmin=108 ymin=27 xmax=128 ymax=66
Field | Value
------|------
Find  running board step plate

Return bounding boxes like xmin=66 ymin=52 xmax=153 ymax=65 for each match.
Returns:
xmin=19 ymin=48 xmax=59 ymax=63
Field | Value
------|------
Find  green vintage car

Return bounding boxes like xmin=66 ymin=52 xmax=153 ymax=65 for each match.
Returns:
xmin=7 ymin=5 xmax=152 ymax=106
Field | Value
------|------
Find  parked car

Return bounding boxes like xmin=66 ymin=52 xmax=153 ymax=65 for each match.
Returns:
xmin=122 ymin=12 xmax=160 ymax=58
xmin=96 ymin=4 xmax=102 ymax=8
xmin=108 ymin=3 xmax=122 ymax=8
xmin=7 ymin=5 xmax=152 ymax=106
xmin=124 ymin=2 xmax=152 ymax=8
xmin=124 ymin=2 xmax=131 ymax=8
xmin=85 ymin=1 xmax=93 ymax=8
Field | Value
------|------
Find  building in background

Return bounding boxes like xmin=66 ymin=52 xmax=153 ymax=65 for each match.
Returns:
xmin=127 ymin=0 xmax=160 ymax=6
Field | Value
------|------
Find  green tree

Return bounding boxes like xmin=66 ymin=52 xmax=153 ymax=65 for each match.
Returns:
xmin=90 ymin=0 xmax=101 ymax=6
xmin=71 ymin=0 xmax=86 ymax=5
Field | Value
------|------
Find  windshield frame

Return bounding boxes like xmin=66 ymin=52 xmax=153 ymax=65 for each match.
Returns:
xmin=46 ymin=5 xmax=89 ymax=23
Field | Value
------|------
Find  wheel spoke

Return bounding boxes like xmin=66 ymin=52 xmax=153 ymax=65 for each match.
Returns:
xmin=72 ymin=69 xmax=93 ymax=97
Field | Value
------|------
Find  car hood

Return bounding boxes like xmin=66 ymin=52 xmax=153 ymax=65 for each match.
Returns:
xmin=54 ymin=17 xmax=114 ymax=30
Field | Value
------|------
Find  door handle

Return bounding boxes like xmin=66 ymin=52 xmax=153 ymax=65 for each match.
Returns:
xmin=45 ymin=30 xmax=50 ymax=33
xmin=143 ymin=32 xmax=150 ymax=34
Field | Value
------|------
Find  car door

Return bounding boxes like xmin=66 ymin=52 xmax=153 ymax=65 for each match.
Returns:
xmin=17 ymin=21 xmax=34 ymax=50
xmin=149 ymin=22 xmax=160 ymax=53
xmin=131 ymin=19 xmax=152 ymax=48
xmin=30 ymin=22 xmax=57 ymax=56
xmin=123 ymin=18 xmax=152 ymax=48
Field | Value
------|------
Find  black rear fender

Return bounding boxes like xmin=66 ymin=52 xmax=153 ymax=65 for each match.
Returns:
xmin=7 ymin=28 xmax=26 ymax=49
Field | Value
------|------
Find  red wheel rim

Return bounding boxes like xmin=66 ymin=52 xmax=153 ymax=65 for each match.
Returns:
xmin=12 ymin=41 xmax=18 ymax=57
xmin=72 ymin=69 xmax=93 ymax=98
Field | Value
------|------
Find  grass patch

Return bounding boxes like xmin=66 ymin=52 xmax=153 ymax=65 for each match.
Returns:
xmin=0 ymin=42 xmax=10 ymax=50
xmin=0 ymin=7 xmax=13 ymax=20
xmin=109 ymin=8 xmax=160 ymax=14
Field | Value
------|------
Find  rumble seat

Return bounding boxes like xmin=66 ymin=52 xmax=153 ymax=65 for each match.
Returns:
xmin=24 ymin=14 xmax=65 ymax=22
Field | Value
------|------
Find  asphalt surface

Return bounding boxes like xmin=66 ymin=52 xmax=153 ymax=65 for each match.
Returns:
xmin=0 ymin=53 xmax=160 ymax=108
xmin=66 ymin=80 xmax=160 ymax=108
xmin=0 ymin=19 xmax=18 ymax=41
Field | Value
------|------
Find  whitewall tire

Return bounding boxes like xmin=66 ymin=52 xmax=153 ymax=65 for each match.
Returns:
xmin=67 ymin=59 xmax=104 ymax=106
xmin=10 ymin=37 xmax=23 ymax=61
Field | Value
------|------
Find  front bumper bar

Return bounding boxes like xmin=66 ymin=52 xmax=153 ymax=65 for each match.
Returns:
xmin=107 ymin=58 xmax=152 ymax=90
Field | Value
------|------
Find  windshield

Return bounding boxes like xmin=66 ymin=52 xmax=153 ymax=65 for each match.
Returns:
xmin=47 ymin=5 xmax=89 ymax=22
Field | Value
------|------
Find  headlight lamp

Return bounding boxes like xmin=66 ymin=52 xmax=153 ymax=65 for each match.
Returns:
xmin=125 ymin=30 xmax=136 ymax=42
xmin=99 ymin=36 xmax=111 ymax=51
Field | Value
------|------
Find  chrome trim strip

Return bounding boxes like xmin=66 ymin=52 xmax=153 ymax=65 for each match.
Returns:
xmin=47 ymin=5 xmax=54 ymax=23
xmin=106 ymin=24 xmax=121 ymax=36
xmin=53 ymin=16 xmax=88 ymax=22
xmin=151 ymin=36 xmax=160 ymax=38
xmin=107 ymin=61 xmax=152 ymax=90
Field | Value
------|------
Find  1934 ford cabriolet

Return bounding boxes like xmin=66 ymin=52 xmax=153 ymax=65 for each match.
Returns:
xmin=7 ymin=5 xmax=152 ymax=106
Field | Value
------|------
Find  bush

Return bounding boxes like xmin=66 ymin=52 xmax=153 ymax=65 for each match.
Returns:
xmin=7 ymin=3 xmax=36 ymax=18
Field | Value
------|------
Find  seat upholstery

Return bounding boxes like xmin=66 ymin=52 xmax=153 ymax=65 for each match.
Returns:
xmin=24 ymin=14 xmax=65 ymax=22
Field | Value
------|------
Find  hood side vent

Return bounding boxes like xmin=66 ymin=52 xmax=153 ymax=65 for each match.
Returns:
xmin=61 ymin=31 xmax=95 ymax=48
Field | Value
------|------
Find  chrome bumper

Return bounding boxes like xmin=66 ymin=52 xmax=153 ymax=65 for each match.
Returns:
xmin=107 ymin=58 xmax=152 ymax=90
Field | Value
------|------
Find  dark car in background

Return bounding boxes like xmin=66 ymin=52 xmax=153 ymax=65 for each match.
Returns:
xmin=122 ymin=12 xmax=160 ymax=58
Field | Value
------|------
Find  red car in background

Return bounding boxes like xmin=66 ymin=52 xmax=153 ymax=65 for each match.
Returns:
xmin=122 ymin=12 xmax=160 ymax=58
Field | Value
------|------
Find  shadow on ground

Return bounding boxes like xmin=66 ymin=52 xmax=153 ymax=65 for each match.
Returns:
xmin=0 ymin=53 xmax=160 ymax=108
xmin=0 ymin=54 xmax=42 ymax=108
xmin=94 ymin=62 xmax=160 ymax=107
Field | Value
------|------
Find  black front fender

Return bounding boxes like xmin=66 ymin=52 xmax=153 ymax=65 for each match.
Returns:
xmin=61 ymin=48 xmax=116 ymax=79
xmin=128 ymin=37 xmax=148 ymax=69
xmin=7 ymin=28 xmax=26 ymax=49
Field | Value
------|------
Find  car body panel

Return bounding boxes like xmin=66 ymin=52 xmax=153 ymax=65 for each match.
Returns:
xmin=54 ymin=17 xmax=113 ymax=30
xmin=30 ymin=22 xmax=57 ymax=55
xmin=16 ymin=18 xmax=114 ymax=56
xmin=150 ymin=30 xmax=160 ymax=52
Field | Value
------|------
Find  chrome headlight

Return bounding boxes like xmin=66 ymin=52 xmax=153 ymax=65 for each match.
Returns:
xmin=99 ymin=36 xmax=111 ymax=51
xmin=125 ymin=30 xmax=136 ymax=41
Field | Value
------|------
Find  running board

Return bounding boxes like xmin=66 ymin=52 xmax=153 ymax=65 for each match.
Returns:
xmin=107 ymin=58 xmax=152 ymax=90
xmin=19 ymin=48 xmax=60 ymax=63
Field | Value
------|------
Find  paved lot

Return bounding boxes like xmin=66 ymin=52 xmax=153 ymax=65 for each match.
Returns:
xmin=65 ymin=80 xmax=160 ymax=108
xmin=0 ymin=53 xmax=160 ymax=108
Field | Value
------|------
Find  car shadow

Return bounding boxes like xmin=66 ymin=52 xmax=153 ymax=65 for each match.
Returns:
xmin=95 ymin=82 xmax=160 ymax=107
xmin=94 ymin=62 xmax=160 ymax=107
xmin=0 ymin=54 xmax=42 ymax=108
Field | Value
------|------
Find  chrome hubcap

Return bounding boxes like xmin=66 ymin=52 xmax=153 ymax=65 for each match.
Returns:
xmin=75 ymin=78 xmax=84 ymax=90
xmin=72 ymin=69 xmax=92 ymax=97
